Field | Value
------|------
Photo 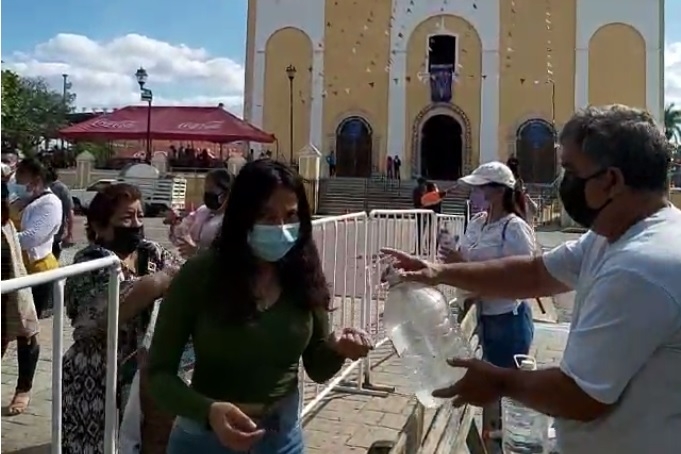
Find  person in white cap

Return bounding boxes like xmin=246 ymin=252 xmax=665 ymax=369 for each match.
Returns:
xmin=441 ymin=161 xmax=536 ymax=369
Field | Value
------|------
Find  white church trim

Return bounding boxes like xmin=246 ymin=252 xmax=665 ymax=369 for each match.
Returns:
xmin=575 ymin=0 xmax=664 ymax=123
xmin=250 ymin=0 xmax=326 ymax=152
xmin=387 ymin=0 xmax=500 ymax=169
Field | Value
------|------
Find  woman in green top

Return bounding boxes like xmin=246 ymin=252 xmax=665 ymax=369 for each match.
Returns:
xmin=148 ymin=159 xmax=373 ymax=454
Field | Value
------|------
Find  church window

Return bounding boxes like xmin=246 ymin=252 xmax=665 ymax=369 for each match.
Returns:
xmin=428 ymin=35 xmax=457 ymax=70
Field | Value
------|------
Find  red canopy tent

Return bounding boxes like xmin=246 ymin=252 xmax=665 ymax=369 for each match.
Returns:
xmin=58 ymin=106 xmax=275 ymax=144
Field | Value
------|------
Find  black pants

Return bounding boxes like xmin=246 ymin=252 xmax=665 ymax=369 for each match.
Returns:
xmin=329 ymin=165 xmax=336 ymax=176
xmin=52 ymin=240 xmax=62 ymax=260
xmin=1 ymin=335 xmax=40 ymax=393
xmin=32 ymin=283 xmax=53 ymax=319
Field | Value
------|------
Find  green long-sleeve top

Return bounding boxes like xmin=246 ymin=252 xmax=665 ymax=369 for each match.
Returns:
xmin=146 ymin=251 xmax=346 ymax=425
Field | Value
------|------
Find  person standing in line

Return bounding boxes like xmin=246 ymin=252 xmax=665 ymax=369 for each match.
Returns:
xmin=167 ymin=169 xmax=233 ymax=259
xmin=1 ymin=181 xmax=40 ymax=416
xmin=383 ymin=105 xmax=681 ymax=454
xmin=326 ymin=151 xmax=336 ymax=177
xmin=45 ymin=166 xmax=74 ymax=260
xmin=3 ymin=158 xmax=61 ymax=414
xmin=61 ymin=183 xmax=181 ymax=454
xmin=148 ymin=160 xmax=373 ymax=454
xmin=393 ymin=156 xmax=402 ymax=181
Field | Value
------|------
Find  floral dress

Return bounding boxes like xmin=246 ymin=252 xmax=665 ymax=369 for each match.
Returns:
xmin=61 ymin=241 xmax=179 ymax=454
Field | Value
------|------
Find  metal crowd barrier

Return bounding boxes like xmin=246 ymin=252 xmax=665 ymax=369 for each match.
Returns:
xmin=300 ymin=209 xmax=468 ymax=418
xmin=0 ymin=256 xmax=121 ymax=454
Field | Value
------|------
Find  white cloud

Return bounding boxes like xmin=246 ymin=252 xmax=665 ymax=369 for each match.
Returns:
xmin=666 ymin=41 xmax=681 ymax=105
xmin=3 ymin=33 xmax=244 ymax=114
xmin=4 ymin=33 xmax=681 ymax=113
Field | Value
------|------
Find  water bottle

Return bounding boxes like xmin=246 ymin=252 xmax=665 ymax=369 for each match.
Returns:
xmin=503 ymin=355 xmax=549 ymax=453
xmin=436 ymin=227 xmax=459 ymax=263
xmin=382 ymin=266 xmax=471 ymax=408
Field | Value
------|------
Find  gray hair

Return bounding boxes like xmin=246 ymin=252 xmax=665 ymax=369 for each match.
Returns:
xmin=559 ymin=105 xmax=671 ymax=191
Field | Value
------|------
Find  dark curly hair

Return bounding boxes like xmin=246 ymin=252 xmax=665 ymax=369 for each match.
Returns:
xmin=86 ymin=183 xmax=142 ymax=241
xmin=211 ymin=159 xmax=330 ymax=322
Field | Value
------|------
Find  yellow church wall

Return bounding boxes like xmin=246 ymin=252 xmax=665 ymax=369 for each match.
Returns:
xmin=497 ymin=0 xmax=577 ymax=158
xmin=321 ymin=0 xmax=392 ymax=171
xmin=243 ymin=0 xmax=257 ymax=122
xmin=262 ymin=28 xmax=313 ymax=162
xmin=405 ymin=15 xmax=482 ymax=172
xmin=588 ymin=24 xmax=646 ymax=109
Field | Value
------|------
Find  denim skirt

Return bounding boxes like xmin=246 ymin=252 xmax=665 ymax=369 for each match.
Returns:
xmin=480 ymin=301 xmax=534 ymax=368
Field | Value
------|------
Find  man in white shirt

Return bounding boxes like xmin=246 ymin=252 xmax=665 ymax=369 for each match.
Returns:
xmin=383 ymin=105 xmax=680 ymax=453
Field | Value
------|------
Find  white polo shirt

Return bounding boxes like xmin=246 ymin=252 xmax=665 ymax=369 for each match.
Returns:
xmin=542 ymin=205 xmax=681 ymax=454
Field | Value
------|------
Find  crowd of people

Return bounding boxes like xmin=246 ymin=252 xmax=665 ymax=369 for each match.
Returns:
xmin=0 ymin=104 xmax=680 ymax=454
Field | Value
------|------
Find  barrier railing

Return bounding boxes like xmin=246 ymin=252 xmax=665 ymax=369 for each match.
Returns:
xmin=1 ymin=256 xmax=121 ymax=454
xmin=300 ymin=209 xmax=444 ymax=418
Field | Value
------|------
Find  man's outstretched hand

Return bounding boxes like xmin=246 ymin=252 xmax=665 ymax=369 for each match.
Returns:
xmin=380 ymin=248 xmax=441 ymax=285
xmin=432 ymin=358 xmax=506 ymax=408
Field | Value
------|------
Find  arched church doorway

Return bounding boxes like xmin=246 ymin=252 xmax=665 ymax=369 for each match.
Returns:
xmin=335 ymin=116 xmax=372 ymax=177
xmin=515 ymin=119 xmax=557 ymax=184
xmin=420 ymin=114 xmax=462 ymax=180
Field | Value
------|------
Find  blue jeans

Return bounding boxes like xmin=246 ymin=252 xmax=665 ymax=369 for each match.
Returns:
xmin=480 ymin=302 xmax=534 ymax=368
xmin=166 ymin=391 xmax=303 ymax=454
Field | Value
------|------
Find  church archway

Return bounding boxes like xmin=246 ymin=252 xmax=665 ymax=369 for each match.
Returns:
xmin=412 ymin=103 xmax=472 ymax=179
xmin=515 ymin=119 xmax=557 ymax=184
xmin=420 ymin=115 xmax=463 ymax=180
xmin=335 ymin=116 xmax=373 ymax=177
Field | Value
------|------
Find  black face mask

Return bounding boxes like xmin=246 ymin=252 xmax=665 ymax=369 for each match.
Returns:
xmin=106 ymin=225 xmax=144 ymax=255
xmin=559 ymin=169 xmax=612 ymax=228
xmin=203 ymin=191 xmax=224 ymax=211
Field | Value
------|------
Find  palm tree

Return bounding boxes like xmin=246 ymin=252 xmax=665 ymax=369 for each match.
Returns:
xmin=664 ymin=103 xmax=681 ymax=142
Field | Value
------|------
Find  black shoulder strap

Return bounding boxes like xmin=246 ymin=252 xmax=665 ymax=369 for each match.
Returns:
xmin=501 ymin=217 xmax=513 ymax=242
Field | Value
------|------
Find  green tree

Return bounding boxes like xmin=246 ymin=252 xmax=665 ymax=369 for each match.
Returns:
xmin=1 ymin=69 xmax=76 ymax=153
xmin=664 ymin=103 xmax=681 ymax=143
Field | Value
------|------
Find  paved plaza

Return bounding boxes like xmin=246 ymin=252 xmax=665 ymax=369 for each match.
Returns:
xmin=1 ymin=216 xmax=574 ymax=453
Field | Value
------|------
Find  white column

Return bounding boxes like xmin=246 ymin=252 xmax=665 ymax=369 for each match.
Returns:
xmin=646 ymin=47 xmax=662 ymax=124
xmin=386 ymin=51 xmax=407 ymax=162
xmin=310 ymin=50 xmax=324 ymax=149
xmin=479 ymin=50 xmax=499 ymax=164
xmin=252 ymin=50 xmax=266 ymax=152
xmin=574 ymin=48 xmax=589 ymax=111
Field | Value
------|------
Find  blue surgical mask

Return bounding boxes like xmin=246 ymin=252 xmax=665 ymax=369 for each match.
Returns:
xmin=248 ymin=223 xmax=300 ymax=262
xmin=8 ymin=182 xmax=29 ymax=200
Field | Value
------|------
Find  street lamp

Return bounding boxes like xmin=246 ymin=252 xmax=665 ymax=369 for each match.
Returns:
xmin=61 ymin=74 xmax=72 ymax=150
xmin=135 ymin=67 xmax=153 ymax=163
xmin=286 ymin=64 xmax=297 ymax=167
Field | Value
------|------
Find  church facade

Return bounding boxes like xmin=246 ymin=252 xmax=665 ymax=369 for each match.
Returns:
xmin=243 ymin=0 xmax=664 ymax=183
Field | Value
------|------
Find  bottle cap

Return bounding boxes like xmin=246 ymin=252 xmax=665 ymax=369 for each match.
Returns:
xmin=381 ymin=265 xmax=401 ymax=286
xmin=519 ymin=359 xmax=536 ymax=370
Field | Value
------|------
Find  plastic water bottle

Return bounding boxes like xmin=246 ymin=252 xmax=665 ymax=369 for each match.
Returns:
xmin=503 ymin=355 xmax=549 ymax=453
xmin=436 ymin=227 xmax=459 ymax=263
xmin=382 ymin=267 xmax=471 ymax=408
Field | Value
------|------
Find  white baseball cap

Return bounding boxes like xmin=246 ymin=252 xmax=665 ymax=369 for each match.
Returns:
xmin=458 ymin=161 xmax=516 ymax=188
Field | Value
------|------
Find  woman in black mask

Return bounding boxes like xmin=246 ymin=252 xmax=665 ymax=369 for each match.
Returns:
xmin=168 ymin=168 xmax=233 ymax=258
xmin=61 ymin=183 xmax=181 ymax=454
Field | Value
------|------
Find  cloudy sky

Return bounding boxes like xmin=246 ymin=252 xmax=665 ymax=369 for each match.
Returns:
xmin=2 ymin=0 xmax=680 ymax=116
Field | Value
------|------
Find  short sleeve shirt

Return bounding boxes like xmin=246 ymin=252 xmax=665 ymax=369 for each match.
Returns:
xmin=460 ymin=213 xmax=536 ymax=315
xmin=542 ymin=206 xmax=681 ymax=454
